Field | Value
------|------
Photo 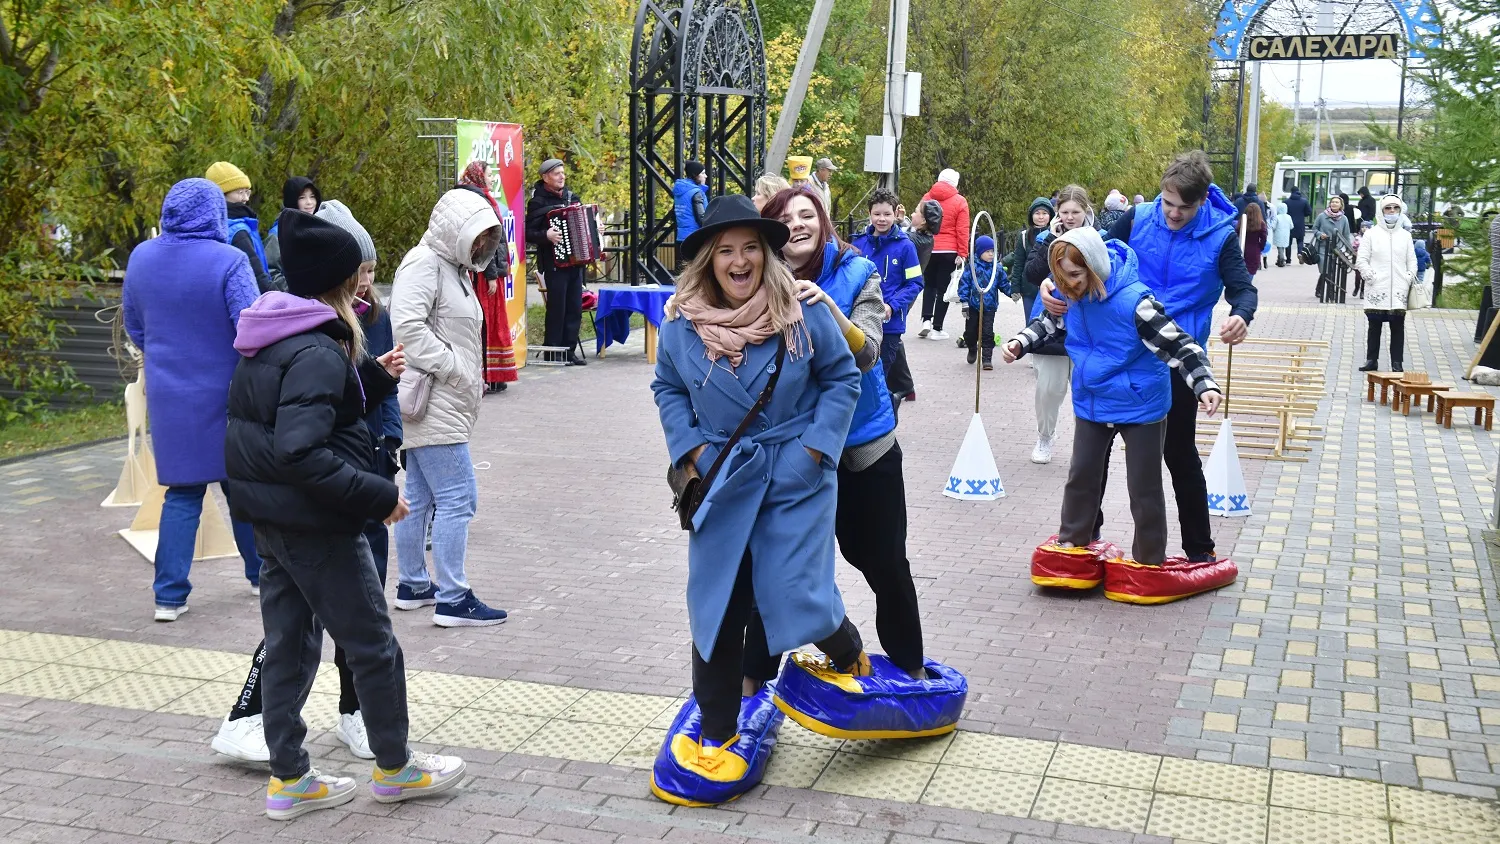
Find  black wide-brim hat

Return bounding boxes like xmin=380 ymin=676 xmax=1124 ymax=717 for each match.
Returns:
xmin=679 ymin=194 xmax=790 ymax=262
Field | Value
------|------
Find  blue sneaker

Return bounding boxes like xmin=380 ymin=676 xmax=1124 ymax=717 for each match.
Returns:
xmin=433 ymin=591 xmax=507 ymax=628
xmin=394 ymin=583 xmax=438 ymax=610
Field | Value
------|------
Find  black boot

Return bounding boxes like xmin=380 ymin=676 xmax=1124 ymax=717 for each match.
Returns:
xmin=1391 ymin=360 xmax=1403 ymax=373
xmin=966 ymin=347 xmax=977 ymax=365
xmin=1358 ymin=359 xmax=1379 ymax=372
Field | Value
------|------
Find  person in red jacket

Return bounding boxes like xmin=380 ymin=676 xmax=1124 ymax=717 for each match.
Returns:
xmin=916 ymin=169 xmax=971 ymax=341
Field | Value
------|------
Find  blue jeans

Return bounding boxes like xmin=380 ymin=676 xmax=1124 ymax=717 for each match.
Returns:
xmin=394 ymin=443 xmax=477 ymax=605
xmin=153 ymin=483 xmax=261 ymax=608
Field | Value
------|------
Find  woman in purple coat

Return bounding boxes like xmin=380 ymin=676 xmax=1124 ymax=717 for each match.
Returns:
xmin=123 ymin=178 xmax=264 ymax=622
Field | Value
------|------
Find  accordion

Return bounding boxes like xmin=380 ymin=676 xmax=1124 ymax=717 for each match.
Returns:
xmin=546 ymin=203 xmax=602 ymax=268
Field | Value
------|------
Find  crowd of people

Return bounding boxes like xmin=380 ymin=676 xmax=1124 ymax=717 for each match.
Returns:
xmin=119 ymin=145 xmax=1273 ymax=816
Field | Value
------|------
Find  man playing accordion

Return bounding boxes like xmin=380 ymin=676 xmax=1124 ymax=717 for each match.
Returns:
xmin=525 ymin=158 xmax=588 ymax=366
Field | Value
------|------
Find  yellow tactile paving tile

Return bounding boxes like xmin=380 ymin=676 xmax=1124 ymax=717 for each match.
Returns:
xmin=1145 ymin=793 xmax=1268 ymax=844
xmin=0 ymin=627 xmax=1493 ymax=843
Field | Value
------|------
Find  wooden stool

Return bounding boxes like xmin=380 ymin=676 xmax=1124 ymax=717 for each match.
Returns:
xmin=1365 ymin=371 xmax=1405 ymax=405
xmin=1391 ymin=379 xmax=1451 ymax=416
xmin=1432 ymin=391 xmax=1496 ymax=430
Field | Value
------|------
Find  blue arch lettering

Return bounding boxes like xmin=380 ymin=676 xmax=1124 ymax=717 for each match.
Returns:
xmin=1213 ymin=0 xmax=1441 ymax=61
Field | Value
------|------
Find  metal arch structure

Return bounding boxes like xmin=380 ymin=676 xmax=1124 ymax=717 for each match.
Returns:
xmin=1212 ymin=0 xmax=1440 ymax=61
xmin=629 ymin=0 xmax=768 ymax=286
xmin=1203 ymin=0 xmax=1441 ymax=196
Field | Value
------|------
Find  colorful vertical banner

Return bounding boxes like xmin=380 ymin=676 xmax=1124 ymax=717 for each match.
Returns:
xmin=455 ymin=120 xmax=528 ymax=364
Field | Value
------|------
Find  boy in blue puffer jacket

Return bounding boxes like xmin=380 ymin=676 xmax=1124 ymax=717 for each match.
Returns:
xmin=852 ymin=189 xmax=924 ymax=407
xmin=957 ymin=235 xmax=1010 ymax=369
xmin=1003 ymin=227 xmax=1221 ymax=570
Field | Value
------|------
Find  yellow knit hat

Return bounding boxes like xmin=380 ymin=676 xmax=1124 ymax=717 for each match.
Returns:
xmin=205 ymin=161 xmax=251 ymax=194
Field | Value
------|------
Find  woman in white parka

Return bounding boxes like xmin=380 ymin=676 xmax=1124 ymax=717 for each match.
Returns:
xmin=1355 ymin=194 xmax=1418 ymax=373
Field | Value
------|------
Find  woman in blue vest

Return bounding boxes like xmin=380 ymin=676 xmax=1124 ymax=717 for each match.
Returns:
xmin=1004 ymin=228 xmax=1235 ymax=604
xmin=206 ymin=161 xmax=274 ymax=294
xmin=650 ymin=194 xmax=868 ymax=806
xmin=749 ymin=188 xmax=967 ymax=742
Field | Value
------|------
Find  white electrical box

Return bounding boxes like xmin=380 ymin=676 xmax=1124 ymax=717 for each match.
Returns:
xmin=903 ymin=72 xmax=922 ymax=117
xmin=864 ymin=135 xmax=896 ymax=174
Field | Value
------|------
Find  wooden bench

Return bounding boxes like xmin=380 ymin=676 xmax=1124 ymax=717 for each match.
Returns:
xmin=1432 ymin=391 xmax=1496 ymax=430
xmin=1365 ymin=371 xmax=1406 ymax=405
xmin=1391 ymin=380 xmax=1452 ymax=415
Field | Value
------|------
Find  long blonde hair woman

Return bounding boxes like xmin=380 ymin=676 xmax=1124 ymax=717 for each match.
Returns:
xmin=650 ymin=194 xmax=868 ymax=807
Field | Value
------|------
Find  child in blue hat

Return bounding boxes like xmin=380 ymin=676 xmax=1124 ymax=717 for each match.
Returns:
xmin=957 ymin=234 xmax=1010 ymax=369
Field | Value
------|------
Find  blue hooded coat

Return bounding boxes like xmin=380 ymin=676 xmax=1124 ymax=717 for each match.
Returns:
xmin=957 ymin=251 xmax=1011 ymax=310
xmin=123 ymin=179 xmax=261 ymax=486
xmin=1060 ymin=240 xmax=1172 ymax=425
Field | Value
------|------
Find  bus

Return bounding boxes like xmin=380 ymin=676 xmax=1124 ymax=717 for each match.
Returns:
xmin=1269 ymin=157 xmax=1445 ymax=223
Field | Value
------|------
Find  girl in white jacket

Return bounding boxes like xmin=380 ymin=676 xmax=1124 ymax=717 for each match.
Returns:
xmin=1356 ymin=194 xmax=1418 ymax=373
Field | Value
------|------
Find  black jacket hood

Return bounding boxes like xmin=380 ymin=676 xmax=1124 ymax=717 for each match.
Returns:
xmin=282 ymin=176 xmax=321 ymax=211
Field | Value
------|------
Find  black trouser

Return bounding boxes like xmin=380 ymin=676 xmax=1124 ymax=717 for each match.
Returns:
xmin=255 ymin=527 xmax=409 ymax=777
xmin=1099 ymin=376 xmax=1214 ymax=558
xmin=964 ymin=306 xmax=996 ymax=358
xmin=741 ymin=443 xmax=923 ymax=678
xmin=544 ymin=266 xmax=584 ymax=351
xmin=1366 ymin=310 xmax=1406 ymax=368
xmin=920 ymin=253 xmax=956 ymax=330
xmin=231 ymin=490 xmax=394 ymax=721
xmin=881 ymin=334 xmax=914 ymax=406
xmin=1064 ymin=419 xmax=1168 ymax=565
xmin=696 ymin=552 xmax=864 ymax=742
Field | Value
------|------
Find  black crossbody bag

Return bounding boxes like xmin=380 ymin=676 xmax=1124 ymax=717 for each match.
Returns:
xmin=667 ymin=337 xmax=786 ymax=531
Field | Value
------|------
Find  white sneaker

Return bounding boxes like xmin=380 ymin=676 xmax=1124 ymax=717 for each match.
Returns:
xmin=336 ymin=711 xmax=374 ymax=759
xmin=250 ymin=584 xmax=260 ymax=598
xmin=154 ymin=604 xmax=188 ymax=622
xmin=370 ymin=751 xmax=466 ymax=803
xmin=929 ymin=329 xmax=950 ymax=341
xmin=1031 ymin=436 xmax=1054 ymax=464
xmin=211 ymin=713 xmax=270 ymax=762
xmin=917 ymin=319 xmax=933 ymax=338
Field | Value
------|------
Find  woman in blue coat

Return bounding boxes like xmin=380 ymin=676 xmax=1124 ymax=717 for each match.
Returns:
xmin=650 ymin=195 xmax=867 ymax=806
xmin=123 ymin=178 xmax=264 ymax=622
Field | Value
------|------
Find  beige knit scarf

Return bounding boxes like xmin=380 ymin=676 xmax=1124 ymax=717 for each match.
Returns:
xmin=673 ymin=284 xmax=807 ymax=371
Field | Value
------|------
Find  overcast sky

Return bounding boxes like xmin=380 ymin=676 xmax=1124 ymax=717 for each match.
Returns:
xmin=1258 ymin=59 xmax=1409 ymax=110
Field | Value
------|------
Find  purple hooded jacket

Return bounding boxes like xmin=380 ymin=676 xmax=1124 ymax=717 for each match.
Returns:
xmin=123 ymin=179 xmax=260 ymax=486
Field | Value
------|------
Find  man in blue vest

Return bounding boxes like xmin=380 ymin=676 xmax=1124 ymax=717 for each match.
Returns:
xmin=1041 ymin=151 xmax=1257 ymax=563
xmin=673 ymin=161 xmax=709 ymax=265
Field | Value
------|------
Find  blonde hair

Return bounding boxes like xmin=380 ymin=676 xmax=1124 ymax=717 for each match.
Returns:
xmin=1048 ymin=241 xmax=1106 ymax=302
xmin=1055 ymin=184 xmax=1093 ymax=220
xmin=320 ymin=274 xmax=367 ymax=361
xmin=754 ymin=174 xmax=791 ymax=202
xmin=665 ymin=228 xmax=802 ymax=333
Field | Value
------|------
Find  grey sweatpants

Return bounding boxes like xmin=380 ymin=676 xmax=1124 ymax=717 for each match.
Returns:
xmin=255 ymin=527 xmax=411 ymax=778
xmin=1058 ymin=418 xmax=1168 ymax=565
xmin=1033 ymin=355 xmax=1071 ymax=439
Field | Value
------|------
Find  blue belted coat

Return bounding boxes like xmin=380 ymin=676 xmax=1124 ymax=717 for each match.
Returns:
xmin=652 ymin=300 xmax=861 ymax=660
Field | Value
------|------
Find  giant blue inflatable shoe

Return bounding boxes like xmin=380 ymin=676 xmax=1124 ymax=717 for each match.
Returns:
xmin=650 ymin=685 xmax=784 ymax=807
xmin=772 ymin=652 xmax=967 ymax=739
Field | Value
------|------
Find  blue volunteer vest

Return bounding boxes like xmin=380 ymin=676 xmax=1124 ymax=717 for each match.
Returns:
xmin=1127 ymin=185 xmax=1236 ymax=347
xmin=673 ymin=179 xmax=705 ymax=241
xmin=1062 ymin=240 xmax=1172 ymax=425
xmin=816 ymin=243 xmax=897 ymax=447
xmin=227 ymin=216 xmax=269 ymax=272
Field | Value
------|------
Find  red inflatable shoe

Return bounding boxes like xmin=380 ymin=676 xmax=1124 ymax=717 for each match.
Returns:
xmin=1103 ymin=556 xmax=1238 ymax=604
xmin=1030 ymin=536 xmax=1117 ymax=590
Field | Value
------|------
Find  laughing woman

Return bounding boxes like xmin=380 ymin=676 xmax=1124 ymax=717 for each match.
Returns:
xmin=650 ymin=195 xmax=868 ymax=807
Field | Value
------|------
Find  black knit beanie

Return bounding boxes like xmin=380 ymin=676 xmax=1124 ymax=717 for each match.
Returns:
xmin=685 ymin=160 xmax=705 ymax=181
xmin=276 ymin=209 xmax=362 ymax=298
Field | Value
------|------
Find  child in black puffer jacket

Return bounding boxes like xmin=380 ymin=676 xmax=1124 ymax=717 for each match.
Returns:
xmin=224 ymin=209 xmax=465 ymax=820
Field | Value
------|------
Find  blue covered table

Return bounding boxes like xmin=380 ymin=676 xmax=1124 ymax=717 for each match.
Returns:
xmin=595 ymin=284 xmax=674 ymax=363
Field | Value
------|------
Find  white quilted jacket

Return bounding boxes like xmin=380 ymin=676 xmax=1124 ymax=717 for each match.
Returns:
xmin=391 ymin=189 xmax=501 ymax=448
xmin=1355 ymin=195 xmax=1417 ymax=312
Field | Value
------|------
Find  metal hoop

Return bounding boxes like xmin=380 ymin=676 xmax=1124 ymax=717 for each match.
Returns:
xmin=969 ymin=210 xmax=999 ymax=412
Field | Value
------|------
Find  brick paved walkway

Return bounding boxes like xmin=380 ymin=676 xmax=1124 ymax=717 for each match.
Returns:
xmin=0 ymin=261 xmax=1495 ymax=842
